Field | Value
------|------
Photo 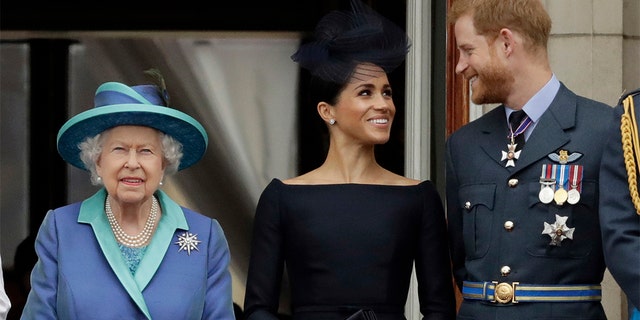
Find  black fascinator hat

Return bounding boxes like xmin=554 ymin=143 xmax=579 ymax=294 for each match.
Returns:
xmin=291 ymin=0 xmax=411 ymax=84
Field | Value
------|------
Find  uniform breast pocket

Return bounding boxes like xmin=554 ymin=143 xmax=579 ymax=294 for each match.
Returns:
xmin=525 ymin=181 xmax=598 ymax=259
xmin=458 ymin=184 xmax=496 ymax=260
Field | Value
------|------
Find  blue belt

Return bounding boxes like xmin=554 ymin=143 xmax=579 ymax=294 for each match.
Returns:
xmin=462 ymin=281 xmax=602 ymax=304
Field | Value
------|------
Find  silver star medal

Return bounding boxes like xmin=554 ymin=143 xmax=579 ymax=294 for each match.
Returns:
xmin=542 ymin=214 xmax=575 ymax=246
xmin=501 ymin=142 xmax=521 ymax=167
xmin=175 ymin=232 xmax=201 ymax=255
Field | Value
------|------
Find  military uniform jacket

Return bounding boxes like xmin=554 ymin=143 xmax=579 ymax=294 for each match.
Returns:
xmin=445 ymin=84 xmax=613 ymax=319
xmin=599 ymin=88 xmax=640 ymax=311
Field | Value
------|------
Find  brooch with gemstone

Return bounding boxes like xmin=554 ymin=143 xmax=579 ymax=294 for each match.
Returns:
xmin=175 ymin=232 xmax=201 ymax=255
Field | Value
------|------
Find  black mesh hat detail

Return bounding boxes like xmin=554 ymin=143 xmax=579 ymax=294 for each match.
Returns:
xmin=291 ymin=0 xmax=411 ymax=84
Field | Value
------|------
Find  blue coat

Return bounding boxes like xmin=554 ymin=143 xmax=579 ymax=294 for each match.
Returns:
xmin=445 ymin=84 xmax=613 ymax=319
xmin=599 ymin=88 xmax=640 ymax=315
xmin=21 ymin=189 xmax=235 ymax=320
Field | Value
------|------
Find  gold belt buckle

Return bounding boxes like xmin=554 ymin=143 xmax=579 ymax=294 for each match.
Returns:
xmin=491 ymin=281 xmax=519 ymax=304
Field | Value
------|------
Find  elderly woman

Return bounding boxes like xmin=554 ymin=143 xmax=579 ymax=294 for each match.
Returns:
xmin=21 ymin=72 xmax=235 ymax=320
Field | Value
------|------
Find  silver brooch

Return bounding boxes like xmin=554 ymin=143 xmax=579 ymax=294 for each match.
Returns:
xmin=541 ymin=214 xmax=575 ymax=246
xmin=175 ymin=232 xmax=201 ymax=255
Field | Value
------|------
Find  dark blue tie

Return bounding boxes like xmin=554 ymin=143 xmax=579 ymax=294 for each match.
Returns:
xmin=509 ymin=110 xmax=527 ymax=150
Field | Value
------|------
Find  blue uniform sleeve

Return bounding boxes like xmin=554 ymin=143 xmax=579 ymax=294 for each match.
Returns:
xmin=599 ymin=94 xmax=640 ymax=310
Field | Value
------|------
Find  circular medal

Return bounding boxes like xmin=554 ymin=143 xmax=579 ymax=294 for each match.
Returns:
xmin=554 ymin=187 xmax=568 ymax=205
xmin=539 ymin=186 xmax=554 ymax=204
xmin=567 ymin=188 xmax=580 ymax=204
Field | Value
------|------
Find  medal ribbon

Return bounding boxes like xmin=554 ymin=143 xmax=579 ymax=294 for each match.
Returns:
xmin=555 ymin=164 xmax=569 ymax=190
xmin=541 ymin=164 xmax=547 ymax=181
xmin=538 ymin=164 xmax=556 ymax=204
xmin=541 ymin=164 xmax=553 ymax=187
xmin=569 ymin=164 xmax=583 ymax=192
xmin=508 ymin=115 xmax=533 ymax=141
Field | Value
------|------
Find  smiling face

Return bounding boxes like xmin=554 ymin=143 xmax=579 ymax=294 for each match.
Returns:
xmin=96 ymin=125 xmax=165 ymax=206
xmin=329 ymin=63 xmax=395 ymax=145
xmin=454 ymin=14 xmax=514 ymax=105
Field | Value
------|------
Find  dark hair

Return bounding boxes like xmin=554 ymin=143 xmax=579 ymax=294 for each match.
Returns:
xmin=308 ymin=75 xmax=345 ymax=108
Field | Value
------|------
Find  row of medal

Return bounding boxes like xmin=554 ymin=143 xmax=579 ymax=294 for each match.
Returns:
xmin=539 ymin=164 xmax=582 ymax=205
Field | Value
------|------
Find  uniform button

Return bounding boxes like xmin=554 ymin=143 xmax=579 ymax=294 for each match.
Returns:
xmin=501 ymin=266 xmax=511 ymax=276
xmin=508 ymin=179 xmax=518 ymax=187
xmin=464 ymin=201 xmax=471 ymax=210
xmin=504 ymin=221 xmax=514 ymax=231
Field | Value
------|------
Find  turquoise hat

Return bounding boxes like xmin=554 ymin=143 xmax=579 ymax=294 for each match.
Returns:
xmin=57 ymin=81 xmax=208 ymax=171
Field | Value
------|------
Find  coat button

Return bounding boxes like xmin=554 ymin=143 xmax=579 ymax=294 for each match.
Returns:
xmin=508 ymin=179 xmax=518 ymax=187
xmin=501 ymin=266 xmax=511 ymax=276
xmin=504 ymin=221 xmax=514 ymax=231
xmin=464 ymin=201 xmax=471 ymax=210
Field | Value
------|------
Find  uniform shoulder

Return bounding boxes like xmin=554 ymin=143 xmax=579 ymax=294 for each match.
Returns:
xmin=618 ymin=88 xmax=640 ymax=106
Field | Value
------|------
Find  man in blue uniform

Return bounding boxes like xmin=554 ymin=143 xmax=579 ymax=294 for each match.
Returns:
xmin=445 ymin=0 xmax=613 ymax=318
xmin=599 ymin=88 xmax=640 ymax=320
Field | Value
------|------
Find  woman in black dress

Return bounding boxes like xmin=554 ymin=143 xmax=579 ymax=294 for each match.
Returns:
xmin=243 ymin=1 xmax=456 ymax=319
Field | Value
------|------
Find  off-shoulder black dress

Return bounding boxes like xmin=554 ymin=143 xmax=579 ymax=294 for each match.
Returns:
xmin=243 ymin=179 xmax=456 ymax=320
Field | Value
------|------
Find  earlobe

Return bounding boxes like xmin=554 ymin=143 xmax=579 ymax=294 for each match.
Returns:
xmin=317 ymin=102 xmax=334 ymax=123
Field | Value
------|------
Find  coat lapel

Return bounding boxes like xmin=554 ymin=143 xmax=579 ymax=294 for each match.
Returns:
xmin=134 ymin=190 xmax=189 ymax=290
xmin=476 ymin=84 xmax=576 ymax=174
xmin=478 ymin=107 xmax=516 ymax=171
xmin=514 ymin=84 xmax=576 ymax=171
xmin=77 ymin=189 xmax=189 ymax=320
xmin=78 ymin=189 xmax=152 ymax=319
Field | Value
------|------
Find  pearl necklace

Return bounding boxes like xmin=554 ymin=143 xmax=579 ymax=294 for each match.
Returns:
xmin=105 ymin=196 xmax=159 ymax=248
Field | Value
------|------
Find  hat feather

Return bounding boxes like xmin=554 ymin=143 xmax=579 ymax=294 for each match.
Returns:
xmin=144 ymin=68 xmax=170 ymax=106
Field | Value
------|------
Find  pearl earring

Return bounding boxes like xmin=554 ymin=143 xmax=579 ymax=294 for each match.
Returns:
xmin=159 ymin=181 xmax=164 ymax=186
xmin=97 ymin=176 xmax=102 ymax=182
xmin=329 ymin=119 xmax=336 ymax=125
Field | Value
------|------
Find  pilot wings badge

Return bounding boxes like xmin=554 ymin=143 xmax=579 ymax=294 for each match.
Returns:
xmin=548 ymin=150 xmax=582 ymax=164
